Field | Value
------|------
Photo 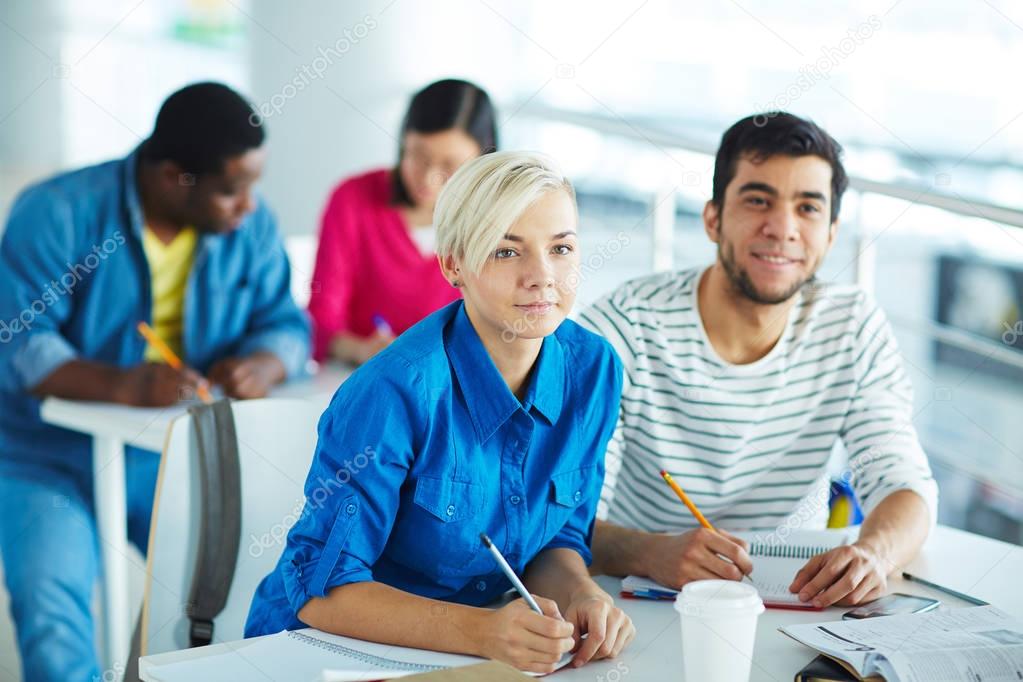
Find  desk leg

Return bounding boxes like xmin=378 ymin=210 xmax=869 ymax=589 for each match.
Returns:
xmin=94 ymin=435 xmax=130 ymax=674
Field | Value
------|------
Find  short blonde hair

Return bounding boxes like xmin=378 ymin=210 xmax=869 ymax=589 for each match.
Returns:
xmin=435 ymin=151 xmax=575 ymax=275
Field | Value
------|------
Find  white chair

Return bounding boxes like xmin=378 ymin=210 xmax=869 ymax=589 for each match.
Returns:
xmin=138 ymin=398 xmax=321 ymax=657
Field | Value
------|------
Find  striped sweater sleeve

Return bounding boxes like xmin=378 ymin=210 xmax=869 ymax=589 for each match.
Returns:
xmin=840 ymin=294 xmax=939 ymax=528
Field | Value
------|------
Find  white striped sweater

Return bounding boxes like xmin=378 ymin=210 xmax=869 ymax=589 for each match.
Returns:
xmin=578 ymin=267 xmax=938 ymax=534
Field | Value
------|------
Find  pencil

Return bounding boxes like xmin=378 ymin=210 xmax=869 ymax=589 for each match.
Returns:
xmin=660 ymin=469 xmax=714 ymax=530
xmin=480 ymin=533 xmax=543 ymax=615
xmin=659 ymin=469 xmax=753 ymax=583
xmin=902 ymin=572 xmax=987 ymax=606
xmin=136 ymin=321 xmax=213 ymax=404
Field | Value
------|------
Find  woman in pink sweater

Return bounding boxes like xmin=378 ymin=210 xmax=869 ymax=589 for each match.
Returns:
xmin=309 ymin=79 xmax=497 ymax=364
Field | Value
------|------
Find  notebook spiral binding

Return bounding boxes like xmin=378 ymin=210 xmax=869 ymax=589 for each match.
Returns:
xmin=749 ymin=543 xmax=831 ymax=559
xmin=287 ymin=631 xmax=447 ymax=672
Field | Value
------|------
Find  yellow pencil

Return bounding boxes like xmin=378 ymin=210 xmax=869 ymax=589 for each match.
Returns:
xmin=659 ymin=469 xmax=715 ymax=531
xmin=136 ymin=321 xmax=213 ymax=404
xmin=659 ymin=469 xmax=753 ymax=582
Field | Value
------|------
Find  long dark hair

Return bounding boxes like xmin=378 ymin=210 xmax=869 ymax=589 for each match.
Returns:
xmin=392 ymin=79 xmax=498 ymax=206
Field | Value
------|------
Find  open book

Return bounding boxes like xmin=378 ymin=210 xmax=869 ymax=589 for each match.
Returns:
xmin=141 ymin=628 xmax=571 ymax=681
xmin=781 ymin=605 xmax=1023 ymax=681
xmin=621 ymin=529 xmax=855 ymax=609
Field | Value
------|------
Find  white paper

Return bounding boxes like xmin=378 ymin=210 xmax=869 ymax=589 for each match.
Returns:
xmin=144 ymin=629 xmax=487 ymax=682
xmin=144 ymin=628 xmax=571 ymax=682
xmin=621 ymin=529 xmax=854 ymax=606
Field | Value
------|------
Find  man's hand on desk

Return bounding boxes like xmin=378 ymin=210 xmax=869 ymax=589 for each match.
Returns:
xmin=114 ymin=363 xmax=207 ymax=407
xmin=209 ymin=351 xmax=285 ymax=399
xmin=31 ymin=359 xmax=206 ymax=406
xmin=788 ymin=542 xmax=890 ymax=608
xmin=789 ymin=490 xmax=931 ymax=608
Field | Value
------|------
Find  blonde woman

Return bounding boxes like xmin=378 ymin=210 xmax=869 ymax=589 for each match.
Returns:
xmin=246 ymin=151 xmax=634 ymax=672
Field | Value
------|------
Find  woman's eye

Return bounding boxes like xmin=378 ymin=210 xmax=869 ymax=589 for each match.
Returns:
xmin=552 ymin=244 xmax=574 ymax=255
xmin=494 ymin=248 xmax=517 ymax=259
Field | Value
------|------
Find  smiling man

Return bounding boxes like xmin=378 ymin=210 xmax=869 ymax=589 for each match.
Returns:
xmin=581 ymin=113 xmax=937 ymax=609
xmin=0 ymin=82 xmax=309 ymax=681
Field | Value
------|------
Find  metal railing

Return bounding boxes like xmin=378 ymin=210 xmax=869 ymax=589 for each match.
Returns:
xmin=517 ymin=103 xmax=1023 ymax=373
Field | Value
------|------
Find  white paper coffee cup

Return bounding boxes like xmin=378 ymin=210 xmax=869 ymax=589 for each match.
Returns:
xmin=673 ymin=579 xmax=765 ymax=682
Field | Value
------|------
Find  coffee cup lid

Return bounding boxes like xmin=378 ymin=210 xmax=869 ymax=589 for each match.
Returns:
xmin=673 ymin=580 xmax=765 ymax=618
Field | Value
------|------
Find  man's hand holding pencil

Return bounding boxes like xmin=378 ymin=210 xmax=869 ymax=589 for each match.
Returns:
xmin=647 ymin=470 xmax=754 ymax=589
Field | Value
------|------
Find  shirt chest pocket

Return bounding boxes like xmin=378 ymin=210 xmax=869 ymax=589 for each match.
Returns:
xmin=392 ymin=475 xmax=487 ymax=576
xmin=543 ymin=466 xmax=593 ymax=542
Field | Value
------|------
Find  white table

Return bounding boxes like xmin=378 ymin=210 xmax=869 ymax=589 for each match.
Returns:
xmin=39 ymin=364 xmax=352 ymax=673
xmin=139 ymin=525 xmax=1022 ymax=681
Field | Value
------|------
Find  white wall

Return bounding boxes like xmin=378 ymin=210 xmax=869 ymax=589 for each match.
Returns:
xmin=247 ymin=2 xmax=527 ymax=237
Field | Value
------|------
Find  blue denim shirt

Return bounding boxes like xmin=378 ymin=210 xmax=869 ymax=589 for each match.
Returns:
xmin=0 ymin=148 xmax=311 ymax=482
xmin=245 ymin=301 xmax=622 ymax=636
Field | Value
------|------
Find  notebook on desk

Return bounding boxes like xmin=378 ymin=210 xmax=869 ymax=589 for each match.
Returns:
xmin=621 ymin=529 xmax=856 ymax=610
xmin=141 ymin=628 xmax=571 ymax=681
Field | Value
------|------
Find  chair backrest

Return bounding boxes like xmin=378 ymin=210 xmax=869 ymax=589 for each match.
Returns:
xmin=139 ymin=398 xmax=321 ymax=655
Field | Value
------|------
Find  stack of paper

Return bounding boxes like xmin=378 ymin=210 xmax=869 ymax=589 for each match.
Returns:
xmin=780 ymin=605 xmax=1023 ymax=681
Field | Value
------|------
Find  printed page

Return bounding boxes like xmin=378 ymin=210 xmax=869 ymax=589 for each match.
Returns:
xmin=780 ymin=606 xmax=1022 ymax=678
xmin=878 ymin=645 xmax=1023 ymax=682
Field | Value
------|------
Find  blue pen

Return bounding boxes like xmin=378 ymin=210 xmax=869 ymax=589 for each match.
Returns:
xmin=372 ymin=314 xmax=393 ymax=337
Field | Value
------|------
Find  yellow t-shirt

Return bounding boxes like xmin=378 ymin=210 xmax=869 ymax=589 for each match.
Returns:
xmin=142 ymin=226 xmax=197 ymax=362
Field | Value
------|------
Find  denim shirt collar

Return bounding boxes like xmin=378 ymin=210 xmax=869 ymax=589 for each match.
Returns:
xmin=121 ymin=146 xmax=146 ymax=238
xmin=446 ymin=303 xmax=565 ymax=444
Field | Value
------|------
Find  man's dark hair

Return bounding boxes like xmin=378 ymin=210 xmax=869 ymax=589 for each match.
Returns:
xmin=712 ymin=112 xmax=848 ymax=223
xmin=392 ymin=78 xmax=498 ymax=206
xmin=140 ymin=82 xmax=264 ymax=176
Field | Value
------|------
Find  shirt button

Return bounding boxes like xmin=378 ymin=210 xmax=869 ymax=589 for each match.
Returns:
xmin=509 ymin=495 xmax=521 ymax=505
xmin=345 ymin=503 xmax=357 ymax=515
xmin=446 ymin=504 xmax=455 ymax=517
xmin=476 ymin=580 xmax=487 ymax=591
xmin=573 ymin=490 xmax=582 ymax=502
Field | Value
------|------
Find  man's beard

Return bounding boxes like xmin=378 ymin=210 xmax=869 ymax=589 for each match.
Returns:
xmin=718 ymin=232 xmax=811 ymax=306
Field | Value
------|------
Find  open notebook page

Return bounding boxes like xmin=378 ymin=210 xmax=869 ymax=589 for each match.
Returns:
xmin=622 ymin=528 xmax=856 ymax=607
xmin=143 ymin=628 xmax=570 ymax=682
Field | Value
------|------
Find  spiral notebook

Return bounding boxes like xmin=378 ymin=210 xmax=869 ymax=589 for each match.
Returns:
xmin=141 ymin=628 xmax=571 ymax=681
xmin=621 ymin=529 xmax=856 ymax=610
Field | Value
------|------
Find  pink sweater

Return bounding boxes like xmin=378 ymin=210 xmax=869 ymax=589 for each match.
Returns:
xmin=308 ymin=168 xmax=461 ymax=360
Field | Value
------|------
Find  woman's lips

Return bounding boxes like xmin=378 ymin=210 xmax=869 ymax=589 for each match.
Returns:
xmin=516 ymin=302 xmax=555 ymax=314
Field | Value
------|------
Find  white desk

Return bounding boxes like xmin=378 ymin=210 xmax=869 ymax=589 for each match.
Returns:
xmin=39 ymin=364 xmax=352 ymax=673
xmin=139 ymin=525 xmax=1022 ymax=681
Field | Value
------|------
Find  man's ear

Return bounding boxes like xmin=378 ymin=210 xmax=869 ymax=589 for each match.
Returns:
xmin=156 ymin=161 xmax=199 ymax=198
xmin=828 ymin=218 xmax=840 ymax=248
xmin=703 ymin=200 xmax=722 ymax=243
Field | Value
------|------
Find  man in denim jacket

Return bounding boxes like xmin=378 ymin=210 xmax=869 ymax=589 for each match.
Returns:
xmin=0 ymin=82 xmax=310 ymax=681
